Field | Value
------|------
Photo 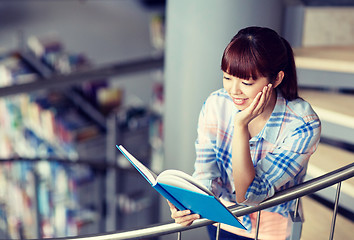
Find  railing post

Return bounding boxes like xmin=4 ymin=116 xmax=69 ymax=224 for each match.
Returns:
xmin=216 ymin=223 xmax=221 ymax=240
xmin=177 ymin=231 xmax=181 ymax=240
xmin=254 ymin=211 xmax=261 ymax=240
xmin=329 ymin=182 xmax=341 ymax=240
xmin=287 ymin=198 xmax=302 ymax=240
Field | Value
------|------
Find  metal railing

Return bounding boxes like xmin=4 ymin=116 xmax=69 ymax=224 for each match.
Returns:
xmin=0 ymin=55 xmax=164 ymax=98
xmin=46 ymin=162 xmax=353 ymax=240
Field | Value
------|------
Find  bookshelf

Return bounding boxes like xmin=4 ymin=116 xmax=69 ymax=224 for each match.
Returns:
xmin=105 ymin=108 xmax=161 ymax=232
xmin=0 ymin=158 xmax=105 ymax=239
xmin=0 ymin=37 xmax=104 ymax=239
xmin=0 ymin=1 xmax=166 ymax=238
xmin=0 ymin=34 xmax=164 ymax=239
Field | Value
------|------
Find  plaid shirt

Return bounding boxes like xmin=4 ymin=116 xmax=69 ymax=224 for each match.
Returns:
xmin=193 ymin=88 xmax=321 ymax=231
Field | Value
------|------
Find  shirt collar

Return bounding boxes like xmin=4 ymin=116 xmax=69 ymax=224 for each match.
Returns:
xmin=253 ymin=90 xmax=286 ymax=145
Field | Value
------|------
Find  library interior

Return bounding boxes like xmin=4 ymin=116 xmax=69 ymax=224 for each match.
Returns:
xmin=0 ymin=1 xmax=353 ymax=240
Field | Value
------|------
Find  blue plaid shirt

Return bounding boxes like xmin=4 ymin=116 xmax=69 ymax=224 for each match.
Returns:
xmin=193 ymin=88 xmax=321 ymax=231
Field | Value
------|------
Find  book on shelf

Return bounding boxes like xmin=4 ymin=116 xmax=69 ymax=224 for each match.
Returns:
xmin=116 ymin=145 xmax=246 ymax=229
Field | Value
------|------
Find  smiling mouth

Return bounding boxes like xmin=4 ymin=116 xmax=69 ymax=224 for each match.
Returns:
xmin=233 ymin=98 xmax=248 ymax=105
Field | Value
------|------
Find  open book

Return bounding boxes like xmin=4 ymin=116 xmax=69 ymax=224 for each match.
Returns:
xmin=116 ymin=145 xmax=246 ymax=229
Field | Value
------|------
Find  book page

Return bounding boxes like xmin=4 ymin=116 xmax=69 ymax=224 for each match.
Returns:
xmin=117 ymin=145 xmax=157 ymax=185
xmin=157 ymin=169 xmax=213 ymax=196
xmin=157 ymin=175 xmax=208 ymax=195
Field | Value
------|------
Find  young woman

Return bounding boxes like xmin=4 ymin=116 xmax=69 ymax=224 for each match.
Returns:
xmin=168 ymin=26 xmax=321 ymax=239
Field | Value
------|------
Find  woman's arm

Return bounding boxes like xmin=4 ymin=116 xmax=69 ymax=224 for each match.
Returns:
xmin=232 ymin=85 xmax=272 ymax=203
xmin=240 ymin=118 xmax=321 ymax=205
xmin=232 ymin=124 xmax=255 ymax=203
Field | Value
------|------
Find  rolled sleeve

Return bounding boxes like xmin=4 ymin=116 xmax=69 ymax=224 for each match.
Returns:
xmin=241 ymin=119 xmax=321 ymax=205
xmin=193 ymin=101 xmax=221 ymax=191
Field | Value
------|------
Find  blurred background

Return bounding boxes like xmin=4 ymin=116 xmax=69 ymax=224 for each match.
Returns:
xmin=0 ymin=0 xmax=353 ymax=239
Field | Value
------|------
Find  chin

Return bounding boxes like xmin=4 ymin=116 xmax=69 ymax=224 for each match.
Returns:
xmin=234 ymin=104 xmax=248 ymax=111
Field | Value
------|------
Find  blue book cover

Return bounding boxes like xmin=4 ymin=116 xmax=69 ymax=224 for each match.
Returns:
xmin=117 ymin=145 xmax=246 ymax=230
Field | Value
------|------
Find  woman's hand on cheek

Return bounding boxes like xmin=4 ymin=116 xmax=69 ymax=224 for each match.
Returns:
xmin=235 ymin=84 xmax=272 ymax=127
xmin=167 ymin=201 xmax=200 ymax=226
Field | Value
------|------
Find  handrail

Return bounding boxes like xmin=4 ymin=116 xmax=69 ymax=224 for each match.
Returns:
xmin=0 ymin=55 xmax=164 ymax=98
xmin=0 ymin=156 xmax=125 ymax=171
xmin=41 ymin=162 xmax=353 ymax=240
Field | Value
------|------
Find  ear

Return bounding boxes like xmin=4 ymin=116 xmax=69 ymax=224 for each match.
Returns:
xmin=273 ymin=71 xmax=284 ymax=88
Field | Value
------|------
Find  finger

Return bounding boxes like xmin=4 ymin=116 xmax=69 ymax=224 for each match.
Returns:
xmin=261 ymin=84 xmax=272 ymax=112
xmin=261 ymin=84 xmax=272 ymax=106
xmin=167 ymin=200 xmax=177 ymax=212
xmin=253 ymin=86 xmax=267 ymax=113
xmin=260 ymin=85 xmax=268 ymax=104
xmin=248 ymin=91 xmax=262 ymax=112
xmin=171 ymin=209 xmax=191 ymax=219
xmin=176 ymin=218 xmax=194 ymax=227
xmin=175 ymin=214 xmax=200 ymax=226
xmin=265 ymin=83 xmax=272 ymax=104
xmin=179 ymin=220 xmax=193 ymax=227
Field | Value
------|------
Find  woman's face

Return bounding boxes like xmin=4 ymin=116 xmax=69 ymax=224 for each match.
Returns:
xmin=223 ymin=71 xmax=271 ymax=111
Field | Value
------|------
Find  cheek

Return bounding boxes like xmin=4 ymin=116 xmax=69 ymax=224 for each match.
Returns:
xmin=223 ymin=80 xmax=232 ymax=92
xmin=244 ymin=86 xmax=263 ymax=99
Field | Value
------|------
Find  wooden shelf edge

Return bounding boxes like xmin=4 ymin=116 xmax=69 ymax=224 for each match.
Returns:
xmin=294 ymin=46 xmax=354 ymax=74
xmin=312 ymin=106 xmax=354 ymax=129
xmin=295 ymin=56 xmax=354 ymax=74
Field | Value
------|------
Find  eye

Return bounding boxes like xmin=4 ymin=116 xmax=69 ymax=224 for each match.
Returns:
xmin=223 ymin=76 xmax=231 ymax=80
xmin=242 ymin=82 xmax=253 ymax=86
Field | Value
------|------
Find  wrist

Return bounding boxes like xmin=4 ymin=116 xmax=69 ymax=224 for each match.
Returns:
xmin=233 ymin=122 xmax=249 ymax=140
xmin=234 ymin=120 xmax=248 ymax=129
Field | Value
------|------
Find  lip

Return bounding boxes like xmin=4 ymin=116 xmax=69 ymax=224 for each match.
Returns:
xmin=232 ymin=97 xmax=248 ymax=105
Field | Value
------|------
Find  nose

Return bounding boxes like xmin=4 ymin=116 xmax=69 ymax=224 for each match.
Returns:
xmin=230 ymin=79 xmax=242 ymax=95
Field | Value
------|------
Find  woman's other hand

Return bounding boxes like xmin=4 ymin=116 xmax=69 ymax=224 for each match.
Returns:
xmin=234 ymin=83 xmax=273 ymax=127
xmin=167 ymin=201 xmax=200 ymax=226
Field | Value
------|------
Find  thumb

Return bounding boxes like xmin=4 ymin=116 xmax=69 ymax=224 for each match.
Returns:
xmin=167 ymin=200 xmax=177 ymax=211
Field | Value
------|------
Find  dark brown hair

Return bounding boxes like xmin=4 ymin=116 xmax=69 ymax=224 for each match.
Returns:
xmin=221 ymin=26 xmax=298 ymax=100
